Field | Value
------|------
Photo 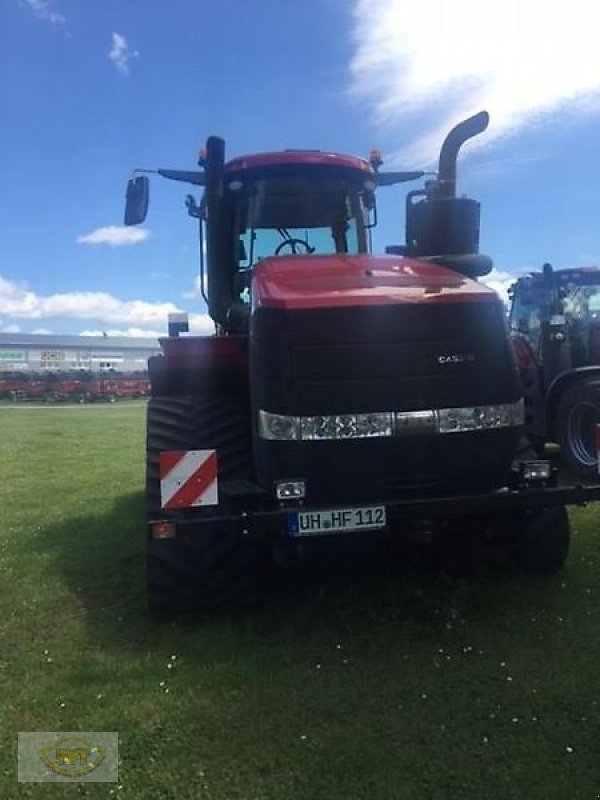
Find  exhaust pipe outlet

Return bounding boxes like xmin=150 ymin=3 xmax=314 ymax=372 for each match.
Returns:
xmin=437 ymin=111 xmax=489 ymax=198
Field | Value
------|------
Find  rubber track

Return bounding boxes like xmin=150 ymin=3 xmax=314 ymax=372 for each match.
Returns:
xmin=147 ymin=529 xmax=266 ymax=612
xmin=144 ymin=393 xmax=267 ymax=613
xmin=146 ymin=393 xmax=251 ymax=515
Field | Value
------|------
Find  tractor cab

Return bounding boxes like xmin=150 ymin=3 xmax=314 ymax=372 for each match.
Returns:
xmin=509 ymin=265 xmax=600 ymax=375
xmin=224 ymin=151 xmax=377 ymax=269
xmin=508 ymin=264 xmax=600 ymax=477
xmin=218 ymin=152 xmax=378 ymax=316
xmin=125 ymin=112 xmax=493 ymax=335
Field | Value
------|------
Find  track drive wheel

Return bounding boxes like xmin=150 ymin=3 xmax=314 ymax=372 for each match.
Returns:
xmin=556 ymin=378 xmax=600 ymax=479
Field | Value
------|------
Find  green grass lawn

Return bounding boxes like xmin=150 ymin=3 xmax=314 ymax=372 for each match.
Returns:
xmin=1 ymin=403 xmax=599 ymax=799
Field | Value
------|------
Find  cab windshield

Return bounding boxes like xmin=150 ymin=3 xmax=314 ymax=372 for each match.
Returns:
xmin=230 ymin=176 xmax=370 ymax=270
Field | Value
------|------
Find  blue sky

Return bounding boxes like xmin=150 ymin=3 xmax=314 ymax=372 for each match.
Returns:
xmin=2 ymin=0 xmax=600 ymax=337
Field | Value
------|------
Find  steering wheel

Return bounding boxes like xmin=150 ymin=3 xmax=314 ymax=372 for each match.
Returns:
xmin=275 ymin=238 xmax=314 ymax=256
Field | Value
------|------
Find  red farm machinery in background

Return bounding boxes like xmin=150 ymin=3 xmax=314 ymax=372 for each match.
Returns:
xmin=509 ymin=264 xmax=600 ymax=478
xmin=0 ymin=372 xmax=150 ymax=402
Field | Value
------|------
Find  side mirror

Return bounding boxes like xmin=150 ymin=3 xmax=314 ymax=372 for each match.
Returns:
xmin=124 ymin=176 xmax=149 ymax=225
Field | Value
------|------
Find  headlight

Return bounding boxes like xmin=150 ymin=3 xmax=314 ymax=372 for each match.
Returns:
xmin=275 ymin=480 xmax=306 ymax=500
xmin=258 ymin=410 xmax=299 ymax=440
xmin=259 ymin=411 xmax=393 ymax=441
xmin=301 ymin=412 xmax=393 ymax=440
xmin=258 ymin=400 xmax=523 ymax=440
xmin=520 ymin=460 xmax=552 ymax=481
xmin=438 ymin=400 xmax=524 ymax=433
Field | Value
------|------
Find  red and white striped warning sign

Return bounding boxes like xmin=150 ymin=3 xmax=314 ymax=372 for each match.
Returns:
xmin=159 ymin=450 xmax=218 ymax=510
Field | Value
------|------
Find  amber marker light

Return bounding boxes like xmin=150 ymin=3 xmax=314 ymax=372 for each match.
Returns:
xmin=151 ymin=521 xmax=176 ymax=539
xmin=369 ymin=148 xmax=383 ymax=170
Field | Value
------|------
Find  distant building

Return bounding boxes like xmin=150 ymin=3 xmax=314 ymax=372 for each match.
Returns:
xmin=0 ymin=333 xmax=161 ymax=373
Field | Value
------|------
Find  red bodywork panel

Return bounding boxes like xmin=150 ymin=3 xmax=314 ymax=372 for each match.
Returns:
xmin=226 ymin=151 xmax=371 ymax=174
xmin=159 ymin=334 xmax=248 ymax=369
xmin=510 ymin=335 xmax=538 ymax=370
xmin=157 ymin=256 xmax=498 ymax=367
xmin=252 ymin=255 xmax=498 ymax=311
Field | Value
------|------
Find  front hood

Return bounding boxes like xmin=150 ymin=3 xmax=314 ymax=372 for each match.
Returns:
xmin=251 ymin=254 xmax=498 ymax=311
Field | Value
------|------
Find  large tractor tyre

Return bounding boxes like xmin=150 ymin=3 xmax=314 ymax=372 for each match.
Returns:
xmin=508 ymin=506 xmax=571 ymax=574
xmin=442 ymin=506 xmax=570 ymax=577
xmin=145 ymin=395 xmax=269 ymax=615
xmin=555 ymin=378 xmax=600 ymax=479
xmin=147 ymin=529 xmax=269 ymax=616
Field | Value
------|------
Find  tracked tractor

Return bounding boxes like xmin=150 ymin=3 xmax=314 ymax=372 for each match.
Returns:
xmin=124 ymin=112 xmax=600 ymax=614
xmin=510 ymin=264 xmax=600 ymax=477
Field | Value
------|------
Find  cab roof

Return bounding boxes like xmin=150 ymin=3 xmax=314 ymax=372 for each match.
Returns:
xmin=225 ymin=150 xmax=372 ymax=174
xmin=520 ymin=267 xmax=600 ymax=284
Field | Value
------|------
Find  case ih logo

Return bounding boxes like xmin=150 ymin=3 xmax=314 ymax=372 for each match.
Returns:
xmin=39 ymin=737 xmax=105 ymax=778
xmin=160 ymin=450 xmax=218 ymax=509
xmin=437 ymin=352 xmax=476 ymax=365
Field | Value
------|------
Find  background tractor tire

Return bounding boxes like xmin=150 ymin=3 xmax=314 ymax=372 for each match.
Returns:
xmin=145 ymin=394 xmax=269 ymax=615
xmin=556 ymin=378 xmax=600 ymax=479
xmin=514 ymin=506 xmax=571 ymax=574
xmin=494 ymin=505 xmax=570 ymax=575
xmin=442 ymin=506 xmax=570 ymax=576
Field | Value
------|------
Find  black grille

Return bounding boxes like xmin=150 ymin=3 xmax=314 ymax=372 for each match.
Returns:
xmin=250 ymin=301 xmax=522 ymax=502
xmin=251 ymin=302 xmax=520 ymax=415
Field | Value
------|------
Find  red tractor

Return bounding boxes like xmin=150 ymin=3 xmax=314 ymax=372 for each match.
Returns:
xmin=125 ymin=112 xmax=600 ymax=614
xmin=509 ymin=264 xmax=600 ymax=477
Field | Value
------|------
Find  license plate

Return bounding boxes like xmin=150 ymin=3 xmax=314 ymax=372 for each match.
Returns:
xmin=288 ymin=506 xmax=387 ymax=537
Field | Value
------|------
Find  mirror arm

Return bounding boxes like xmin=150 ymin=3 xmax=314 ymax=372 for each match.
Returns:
xmin=375 ymin=170 xmax=427 ymax=186
xmin=129 ymin=168 xmax=159 ymax=178
xmin=129 ymin=168 xmax=205 ymax=186
xmin=157 ymin=169 xmax=205 ymax=185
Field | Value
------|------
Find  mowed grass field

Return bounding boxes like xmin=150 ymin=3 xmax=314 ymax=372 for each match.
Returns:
xmin=1 ymin=403 xmax=600 ymax=799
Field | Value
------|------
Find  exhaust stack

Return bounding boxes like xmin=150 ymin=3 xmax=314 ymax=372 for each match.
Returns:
xmin=437 ymin=111 xmax=489 ymax=198
xmin=405 ymin=111 xmax=492 ymax=276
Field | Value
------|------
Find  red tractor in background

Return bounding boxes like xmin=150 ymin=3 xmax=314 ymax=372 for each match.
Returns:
xmin=125 ymin=112 xmax=600 ymax=615
xmin=509 ymin=264 xmax=600 ymax=477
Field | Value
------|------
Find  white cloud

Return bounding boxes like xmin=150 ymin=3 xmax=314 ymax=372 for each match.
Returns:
xmin=77 ymin=226 xmax=149 ymax=247
xmin=31 ymin=327 xmax=53 ymax=335
xmin=109 ymin=32 xmax=138 ymax=75
xmin=79 ymin=320 xmax=213 ymax=338
xmin=350 ymin=0 xmax=600 ymax=164
xmin=23 ymin=0 xmax=65 ymax=25
xmin=183 ymin=274 xmax=203 ymax=300
xmin=0 ymin=274 xmax=213 ymax=335
xmin=481 ymin=267 xmax=518 ymax=305
xmin=0 ymin=323 xmax=21 ymax=333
